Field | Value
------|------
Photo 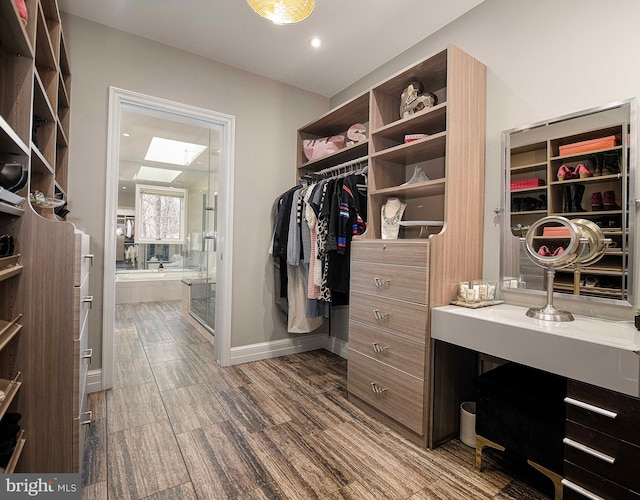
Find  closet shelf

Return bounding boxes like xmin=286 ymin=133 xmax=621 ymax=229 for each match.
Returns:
xmin=3 ymin=430 xmax=26 ymax=474
xmin=0 ymin=372 xmax=22 ymax=422
xmin=399 ymin=221 xmax=444 ymax=227
xmin=0 ymin=1 xmax=33 ymax=56
xmin=0 ymin=202 xmax=25 ymax=217
xmin=298 ymin=141 xmax=368 ymax=173
xmin=371 ymin=178 xmax=445 ymax=199
xmin=0 ymin=256 xmax=22 ymax=282
xmin=0 ymin=117 xmax=30 ymax=156
xmin=371 ymin=102 xmax=447 ymax=138
xmin=0 ymin=315 xmax=23 ymax=351
xmin=371 ymin=131 xmax=446 ymax=164
xmin=549 ymin=173 xmax=621 ymax=186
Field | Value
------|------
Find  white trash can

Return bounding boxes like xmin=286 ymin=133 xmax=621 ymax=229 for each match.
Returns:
xmin=460 ymin=401 xmax=476 ymax=448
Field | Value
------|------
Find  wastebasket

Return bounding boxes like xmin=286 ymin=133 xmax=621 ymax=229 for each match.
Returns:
xmin=460 ymin=401 xmax=476 ymax=447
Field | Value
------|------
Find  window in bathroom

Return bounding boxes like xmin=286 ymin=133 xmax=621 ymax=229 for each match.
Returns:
xmin=135 ymin=184 xmax=187 ymax=244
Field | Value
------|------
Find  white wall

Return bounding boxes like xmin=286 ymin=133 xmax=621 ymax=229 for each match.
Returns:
xmin=332 ymin=0 xmax=640 ymax=315
xmin=62 ymin=14 xmax=329 ymax=368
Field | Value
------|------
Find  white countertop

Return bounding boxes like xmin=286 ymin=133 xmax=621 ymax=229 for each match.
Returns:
xmin=432 ymin=304 xmax=640 ymax=397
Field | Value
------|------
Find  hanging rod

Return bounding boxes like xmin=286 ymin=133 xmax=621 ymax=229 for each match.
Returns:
xmin=314 ymin=155 xmax=368 ymax=176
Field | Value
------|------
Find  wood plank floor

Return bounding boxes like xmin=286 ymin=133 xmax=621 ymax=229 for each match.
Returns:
xmin=82 ymin=301 xmax=552 ymax=499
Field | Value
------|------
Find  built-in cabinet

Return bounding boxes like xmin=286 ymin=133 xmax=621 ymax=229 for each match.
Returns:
xmin=297 ymin=45 xmax=486 ymax=447
xmin=0 ymin=0 xmax=90 ymax=472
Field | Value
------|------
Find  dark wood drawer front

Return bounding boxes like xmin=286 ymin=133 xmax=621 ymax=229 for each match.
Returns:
xmin=348 ymin=350 xmax=424 ymax=435
xmin=565 ymin=420 xmax=640 ymax=493
xmin=349 ymin=320 xmax=425 ymax=378
xmin=350 ymin=261 xmax=428 ymax=304
xmin=567 ymin=380 xmax=640 ymax=446
xmin=564 ymin=461 xmax=640 ymax=499
xmin=352 ymin=240 xmax=429 ymax=267
xmin=349 ymin=291 xmax=428 ymax=341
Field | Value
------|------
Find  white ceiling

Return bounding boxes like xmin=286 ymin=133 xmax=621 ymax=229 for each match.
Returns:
xmin=58 ymin=0 xmax=484 ymax=98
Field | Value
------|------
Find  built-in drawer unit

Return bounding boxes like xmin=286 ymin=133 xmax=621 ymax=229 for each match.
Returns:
xmin=348 ymin=320 xmax=425 ymax=378
xmin=563 ymin=379 xmax=640 ymax=498
xmin=348 ymin=350 xmax=424 ymax=434
xmin=349 ymin=291 xmax=428 ymax=340
xmin=351 ymin=240 xmax=429 ymax=267
xmin=350 ymin=260 xmax=429 ymax=303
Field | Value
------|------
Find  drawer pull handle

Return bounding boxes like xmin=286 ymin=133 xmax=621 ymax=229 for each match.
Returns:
xmin=374 ymin=277 xmax=390 ymax=287
xmin=373 ymin=310 xmax=388 ymax=320
xmin=564 ymin=397 xmax=617 ymax=418
xmin=80 ymin=410 xmax=92 ymax=427
xmin=563 ymin=438 xmax=616 ymax=464
xmin=84 ymin=254 xmax=94 ymax=266
xmin=371 ymin=342 xmax=388 ymax=353
xmin=561 ymin=479 xmax=605 ymax=500
xmin=82 ymin=348 xmax=93 ymax=360
xmin=83 ymin=295 xmax=94 ymax=309
xmin=370 ymin=382 xmax=387 ymax=394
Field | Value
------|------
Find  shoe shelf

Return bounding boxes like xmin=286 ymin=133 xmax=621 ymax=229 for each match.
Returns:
xmin=0 ymin=315 xmax=22 ymax=352
xmin=3 ymin=429 xmax=26 ymax=473
xmin=0 ymin=256 xmax=22 ymax=282
xmin=0 ymin=372 xmax=22 ymax=422
xmin=370 ymin=131 xmax=446 ymax=165
xmin=370 ymin=103 xmax=447 ymax=148
xmin=371 ymin=177 xmax=446 ymax=199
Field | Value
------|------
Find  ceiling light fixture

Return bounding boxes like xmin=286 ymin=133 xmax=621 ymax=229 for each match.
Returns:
xmin=247 ymin=0 xmax=314 ymax=24
xmin=309 ymin=37 xmax=322 ymax=48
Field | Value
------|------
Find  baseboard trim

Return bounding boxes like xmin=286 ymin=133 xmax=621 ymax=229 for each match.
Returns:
xmin=230 ymin=333 xmax=336 ymax=365
xmin=87 ymin=369 xmax=103 ymax=393
xmin=324 ymin=336 xmax=349 ymax=359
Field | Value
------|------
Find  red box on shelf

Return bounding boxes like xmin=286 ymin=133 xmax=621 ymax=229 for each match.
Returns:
xmin=510 ymin=178 xmax=545 ymax=191
xmin=559 ymin=135 xmax=617 ymax=156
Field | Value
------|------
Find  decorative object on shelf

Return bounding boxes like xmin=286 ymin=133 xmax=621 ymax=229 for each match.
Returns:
xmin=302 ymin=135 xmax=346 ymax=161
xmin=510 ymin=178 xmax=545 ymax=190
xmin=346 ymin=123 xmax=367 ymax=146
xmin=381 ymin=197 xmax=406 ymax=239
xmin=399 ymin=81 xmax=437 ymax=119
xmin=29 ymin=190 xmax=67 ymax=209
xmin=404 ymin=134 xmax=428 ymax=143
xmin=401 ymin=165 xmax=430 ymax=186
xmin=559 ymin=135 xmax=618 ymax=156
xmin=247 ymin=0 xmax=314 ymax=24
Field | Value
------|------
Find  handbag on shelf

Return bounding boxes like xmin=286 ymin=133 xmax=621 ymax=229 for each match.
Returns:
xmin=303 ymin=135 xmax=346 ymax=161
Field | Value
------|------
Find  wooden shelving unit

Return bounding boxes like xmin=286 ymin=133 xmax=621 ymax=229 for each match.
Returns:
xmin=296 ymin=45 xmax=487 ymax=449
xmin=0 ymin=0 xmax=91 ymax=474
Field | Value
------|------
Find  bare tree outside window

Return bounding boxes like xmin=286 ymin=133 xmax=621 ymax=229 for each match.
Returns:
xmin=135 ymin=185 xmax=187 ymax=243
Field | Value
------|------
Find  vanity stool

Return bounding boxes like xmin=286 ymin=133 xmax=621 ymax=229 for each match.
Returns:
xmin=475 ymin=362 xmax=566 ymax=500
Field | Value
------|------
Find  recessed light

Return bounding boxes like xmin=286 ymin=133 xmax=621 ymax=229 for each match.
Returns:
xmin=122 ymin=186 xmax=127 ymax=189
xmin=122 ymin=133 xmax=130 ymax=137
xmin=309 ymin=37 xmax=322 ymax=48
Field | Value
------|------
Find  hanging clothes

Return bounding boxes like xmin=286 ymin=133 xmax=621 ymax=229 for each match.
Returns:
xmin=270 ymin=166 xmax=367 ymax=333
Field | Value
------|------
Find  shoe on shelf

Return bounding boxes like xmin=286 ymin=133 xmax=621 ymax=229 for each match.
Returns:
xmin=538 ymin=245 xmax=551 ymax=256
xmin=591 ymin=154 xmax=602 ymax=176
xmin=512 ymin=197 xmax=522 ymax=212
xmin=601 ymin=151 xmax=620 ymax=175
xmin=536 ymin=194 xmax=547 ymax=210
xmin=557 ymin=164 xmax=575 ymax=181
xmin=572 ymin=184 xmax=585 ymax=212
xmin=603 ymin=190 xmax=620 ymax=210
xmin=552 ymin=247 xmax=565 ymax=256
xmin=574 ymin=163 xmax=592 ymax=178
xmin=401 ymin=165 xmax=430 ymax=186
xmin=585 ymin=275 xmax=600 ymax=288
xmin=591 ymin=192 xmax=603 ymax=211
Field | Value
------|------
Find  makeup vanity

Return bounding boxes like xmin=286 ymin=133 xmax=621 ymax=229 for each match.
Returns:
xmin=432 ymin=100 xmax=640 ymax=499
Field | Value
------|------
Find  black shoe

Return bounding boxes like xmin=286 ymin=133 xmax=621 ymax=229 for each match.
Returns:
xmin=512 ymin=197 xmax=522 ymax=212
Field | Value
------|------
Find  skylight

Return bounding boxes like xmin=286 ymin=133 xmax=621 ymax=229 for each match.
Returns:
xmin=144 ymin=137 xmax=207 ymax=166
xmin=134 ymin=166 xmax=182 ymax=183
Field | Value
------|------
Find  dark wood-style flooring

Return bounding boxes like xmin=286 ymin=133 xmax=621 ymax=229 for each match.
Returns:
xmin=82 ymin=301 xmax=550 ymax=499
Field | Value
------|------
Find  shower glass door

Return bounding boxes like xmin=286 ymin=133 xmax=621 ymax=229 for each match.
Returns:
xmin=185 ymin=127 xmax=219 ymax=333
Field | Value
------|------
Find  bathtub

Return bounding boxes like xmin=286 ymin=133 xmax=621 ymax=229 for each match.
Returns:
xmin=115 ymin=268 xmax=203 ymax=304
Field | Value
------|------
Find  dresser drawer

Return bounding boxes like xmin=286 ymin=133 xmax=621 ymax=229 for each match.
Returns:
xmin=564 ymin=461 xmax=640 ymax=499
xmin=350 ymin=261 xmax=428 ymax=304
xmin=73 ymin=276 xmax=91 ymax=339
xmin=349 ymin=320 xmax=425 ymax=378
xmin=348 ymin=350 xmax=424 ymax=434
xmin=349 ymin=291 xmax=428 ymax=341
xmin=74 ymin=232 xmax=92 ymax=287
xmin=566 ymin=379 xmax=640 ymax=447
xmin=565 ymin=420 xmax=640 ymax=493
xmin=352 ymin=240 xmax=429 ymax=267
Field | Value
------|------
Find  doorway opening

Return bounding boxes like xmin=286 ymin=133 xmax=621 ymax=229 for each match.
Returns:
xmin=103 ymin=88 xmax=235 ymax=389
